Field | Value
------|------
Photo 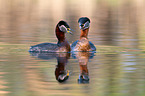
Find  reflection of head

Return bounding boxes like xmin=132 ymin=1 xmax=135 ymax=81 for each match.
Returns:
xmin=55 ymin=69 xmax=69 ymax=83
xmin=78 ymin=74 xmax=89 ymax=84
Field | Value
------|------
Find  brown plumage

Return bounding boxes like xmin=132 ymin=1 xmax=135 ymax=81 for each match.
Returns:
xmin=29 ymin=20 xmax=72 ymax=53
xmin=71 ymin=17 xmax=96 ymax=52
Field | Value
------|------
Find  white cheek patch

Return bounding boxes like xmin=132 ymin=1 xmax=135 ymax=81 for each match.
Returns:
xmin=84 ymin=21 xmax=90 ymax=29
xmin=59 ymin=25 xmax=67 ymax=32
xmin=79 ymin=24 xmax=82 ymax=29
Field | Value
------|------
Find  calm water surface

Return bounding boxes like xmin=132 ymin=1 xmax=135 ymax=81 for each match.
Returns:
xmin=0 ymin=0 xmax=145 ymax=96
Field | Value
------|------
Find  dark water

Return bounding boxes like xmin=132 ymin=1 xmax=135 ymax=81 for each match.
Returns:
xmin=0 ymin=0 xmax=145 ymax=96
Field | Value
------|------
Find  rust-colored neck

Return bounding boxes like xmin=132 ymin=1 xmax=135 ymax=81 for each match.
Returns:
xmin=80 ymin=28 xmax=89 ymax=39
xmin=56 ymin=25 xmax=65 ymax=42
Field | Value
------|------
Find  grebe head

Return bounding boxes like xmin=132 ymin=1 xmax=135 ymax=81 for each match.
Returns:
xmin=57 ymin=20 xmax=73 ymax=34
xmin=78 ymin=17 xmax=90 ymax=30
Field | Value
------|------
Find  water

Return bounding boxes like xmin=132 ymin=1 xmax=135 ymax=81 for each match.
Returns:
xmin=0 ymin=0 xmax=145 ymax=96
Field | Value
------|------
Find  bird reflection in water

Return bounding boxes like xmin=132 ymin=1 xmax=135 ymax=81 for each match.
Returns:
xmin=55 ymin=53 xmax=70 ymax=83
xmin=72 ymin=52 xmax=95 ymax=84
xmin=29 ymin=52 xmax=70 ymax=83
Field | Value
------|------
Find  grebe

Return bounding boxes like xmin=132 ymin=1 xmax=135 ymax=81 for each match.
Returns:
xmin=29 ymin=20 xmax=73 ymax=52
xmin=71 ymin=17 xmax=96 ymax=52
xmin=71 ymin=17 xmax=96 ymax=51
